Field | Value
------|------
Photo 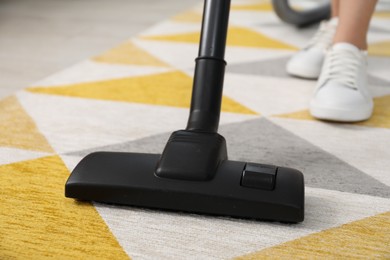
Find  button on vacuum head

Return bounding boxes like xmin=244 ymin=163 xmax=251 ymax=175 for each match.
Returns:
xmin=241 ymin=163 xmax=277 ymax=191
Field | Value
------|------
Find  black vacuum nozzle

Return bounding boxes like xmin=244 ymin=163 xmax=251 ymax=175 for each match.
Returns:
xmin=66 ymin=134 xmax=304 ymax=222
xmin=66 ymin=130 xmax=305 ymax=223
xmin=65 ymin=0 xmax=305 ymax=223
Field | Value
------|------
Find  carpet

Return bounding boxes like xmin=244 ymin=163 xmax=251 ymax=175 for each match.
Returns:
xmin=1 ymin=0 xmax=390 ymax=259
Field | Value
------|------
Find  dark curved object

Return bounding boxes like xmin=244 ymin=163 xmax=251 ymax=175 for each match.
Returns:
xmin=65 ymin=0 xmax=305 ymax=223
xmin=272 ymin=0 xmax=331 ymax=27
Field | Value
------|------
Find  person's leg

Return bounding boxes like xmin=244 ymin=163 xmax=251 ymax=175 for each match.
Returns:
xmin=310 ymin=0 xmax=378 ymax=122
xmin=333 ymin=0 xmax=378 ymax=49
xmin=285 ymin=1 xmax=339 ymax=79
xmin=331 ymin=0 xmax=340 ymax=17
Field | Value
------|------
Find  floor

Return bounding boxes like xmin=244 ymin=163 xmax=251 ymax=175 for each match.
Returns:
xmin=0 ymin=0 xmax=198 ymax=99
xmin=1 ymin=0 xmax=389 ymax=258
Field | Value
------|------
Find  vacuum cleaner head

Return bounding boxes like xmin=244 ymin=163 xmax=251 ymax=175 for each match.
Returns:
xmin=65 ymin=0 xmax=305 ymax=223
xmin=66 ymin=131 xmax=304 ymax=223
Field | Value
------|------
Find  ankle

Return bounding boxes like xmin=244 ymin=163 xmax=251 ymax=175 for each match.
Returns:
xmin=332 ymin=34 xmax=368 ymax=50
xmin=333 ymin=41 xmax=367 ymax=50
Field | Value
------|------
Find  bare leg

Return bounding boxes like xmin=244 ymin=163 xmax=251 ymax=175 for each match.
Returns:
xmin=331 ymin=0 xmax=340 ymax=17
xmin=333 ymin=0 xmax=378 ymax=50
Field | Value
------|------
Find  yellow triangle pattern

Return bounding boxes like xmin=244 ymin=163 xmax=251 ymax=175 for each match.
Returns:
xmin=142 ymin=31 xmax=200 ymax=45
xmin=227 ymin=27 xmax=297 ymax=50
xmin=231 ymin=3 xmax=273 ymax=12
xmin=373 ymin=11 xmax=390 ymax=19
xmin=358 ymin=95 xmax=390 ymax=128
xmin=171 ymin=11 xmax=203 ymax=23
xmin=93 ymin=41 xmax=169 ymax=67
xmin=28 ymin=71 xmax=257 ymax=115
xmin=0 ymin=156 xmax=129 ymax=259
xmin=275 ymin=109 xmax=315 ymax=121
xmin=142 ymin=26 xmax=297 ymax=50
xmin=368 ymin=41 xmax=390 ymax=57
xmin=274 ymin=95 xmax=390 ymax=129
xmin=236 ymin=211 xmax=390 ymax=259
xmin=0 ymin=96 xmax=54 ymax=153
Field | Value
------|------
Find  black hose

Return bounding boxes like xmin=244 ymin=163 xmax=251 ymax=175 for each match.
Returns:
xmin=272 ymin=0 xmax=331 ymax=27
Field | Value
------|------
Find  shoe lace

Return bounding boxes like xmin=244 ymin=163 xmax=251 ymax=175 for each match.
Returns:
xmin=326 ymin=50 xmax=362 ymax=89
xmin=305 ymin=21 xmax=336 ymax=50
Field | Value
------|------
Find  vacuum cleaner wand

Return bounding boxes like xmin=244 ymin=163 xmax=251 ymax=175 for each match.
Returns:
xmin=186 ymin=0 xmax=229 ymax=133
xmin=65 ymin=0 xmax=305 ymax=223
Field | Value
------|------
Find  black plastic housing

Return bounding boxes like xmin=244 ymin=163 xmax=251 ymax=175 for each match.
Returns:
xmin=155 ymin=130 xmax=227 ymax=181
xmin=66 ymin=152 xmax=304 ymax=223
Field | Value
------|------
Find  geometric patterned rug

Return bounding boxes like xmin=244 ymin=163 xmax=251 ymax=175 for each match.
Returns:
xmin=1 ymin=0 xmax=390 ymax=258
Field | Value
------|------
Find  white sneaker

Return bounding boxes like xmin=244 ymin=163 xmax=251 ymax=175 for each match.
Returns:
xmin=286 ymin=17 xmax=338 ymax=79
xmin=309 ymin=43 xmax=374 ymax=122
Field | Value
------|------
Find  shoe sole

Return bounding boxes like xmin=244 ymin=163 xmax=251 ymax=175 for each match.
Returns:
xmin=286 ymin=65 xmax=320 ymax=80
xmin=310 ymin=103 xmax=373 ymax=122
